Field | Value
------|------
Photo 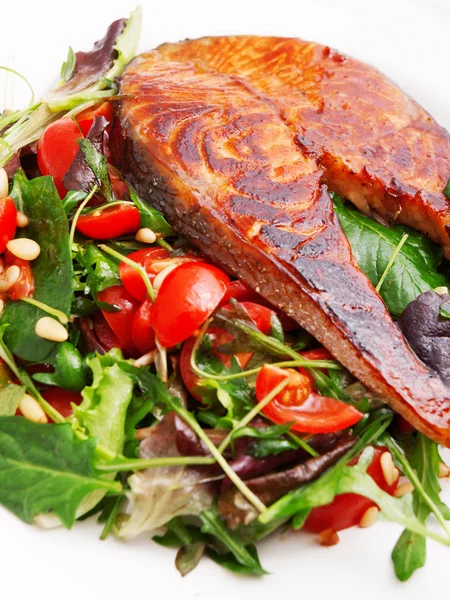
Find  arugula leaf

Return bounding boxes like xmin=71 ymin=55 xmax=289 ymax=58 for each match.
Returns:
xmin=200 ymin=509 xmax=266 ymax=576
xmin=444 ymin=179 xmax=450 ymax=199
xmin=249 ymin=438 xmax=298 ymax=458
xmin=60 ymin=47 xmax=76 ymax=84
xmin=32 ymin=342 xmax=88 ymax=392
xmin=176 ymin=540 xmax=206 ymax=576
xmin=333 ymin=196 xmax=446 ymax=315
xmin=2 ymin=173 xmax=73 ymax=361
xmin=77 ymin=242 xmax=121 ymax=298
xmin=0 ymin=417 xmax=120 ymax=527
xmin=391 ymin=434 xmax=450 ymax=581
xmin=0 ymin=384 xmax=25 ymax=416
xmin=128 ymin=186 xmax=174 ymax=236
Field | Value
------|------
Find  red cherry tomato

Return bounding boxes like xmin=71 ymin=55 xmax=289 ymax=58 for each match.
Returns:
xmin=76 ymin=101 xmax=114 ymax=137
xmin=152 ymin=262 xmax=230 ymax=347
xmin=222 ymin=301 xmax=274 ymax=335
xmin=92 ymin=312 xmax=122 ymax=352
xmin=3 ymin=251 xmax=34 ymax=300
xmin=38 ymin=119 xmax=84 ymax=198
xmin=0 ymin=196 xmax=17 ymax=253
xmin=42 ymin=387 xmax=83 ymax=421
xmin=76 ymin=204 xmax=141 ymax=239
xmin=220 ymin=280 xmax=264 ymax=306
xmin=119 ymin=247 xmax=170 ymax=301
xmin=132 ymin=299 xmax=156 ymax=355
xmin=304 ymin=446 xmax=399 ymax=533
xmin=97 ymin=285 xmax=140 ymax=355
xmin=256 ymin=364 xmax=363 ymax=434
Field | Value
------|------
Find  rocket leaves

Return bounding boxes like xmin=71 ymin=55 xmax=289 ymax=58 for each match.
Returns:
xmin=333 ymin=196 xmax=447 ymax=315
xmin=0 ymin=417 xmax=120 ymax=528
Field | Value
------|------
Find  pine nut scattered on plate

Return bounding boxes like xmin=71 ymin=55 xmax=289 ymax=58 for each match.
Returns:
xmin=319 ymin=529 xmax=340 ymax=547
xmin=5 ymin=265 xmax=21 ymax=287
xmin=394 ymin=481 xmax=414 ymax=497
xmin=16 ymin=211 xmax=29 ymax=228
xmin=359 ymin=506 xmax=379 ymax=528
xmin=153 ymin=263 xmax=178 ymax=290
xmin=35 ymin=316 xmax=69 ymax=342
xmin=380 ymin=451 xmax=399 ymax=486
xmin=19 ymin=394 xmax=48 ymax=424
xmin=7 ymin=238 xmax=41 ymax=261
xmin=0 ymin=168 xmax=8 ymax=200
xmin=136 ymin=227 xmax=157 ymax=244
xmin=439 ymin=462 xmax=450 ymax=478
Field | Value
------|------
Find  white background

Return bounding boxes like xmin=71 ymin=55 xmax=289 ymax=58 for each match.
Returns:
xmin=1 ymin=0 xmax=450 ymax=598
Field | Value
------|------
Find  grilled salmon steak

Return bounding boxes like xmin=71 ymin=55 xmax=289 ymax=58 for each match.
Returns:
xmin=114 ymin=37 xmax=450 ymax=446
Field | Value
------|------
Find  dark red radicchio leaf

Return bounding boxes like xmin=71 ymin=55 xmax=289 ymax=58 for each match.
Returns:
xmin=217 ymin=436 xmax=356 ymax=529
xmin=399 ymin=290 xmax=450 ymax=385
xmin=63 ymin=116 xmax=109 ymax=192
xmin=51 ymin=19 xmax=126 ymax=97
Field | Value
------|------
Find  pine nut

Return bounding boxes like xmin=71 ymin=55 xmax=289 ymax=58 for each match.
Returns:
xmin=35 ymin=317 xmax=69 ymax=342
xmin=7 ymin=238 xmax=41 ymax=261
xmin=359 ymin=506 xmax=379 ymax=528
xmin=6 ymin=264 xmax=20 ymax=283
xmin=439 ymin=462 xmax=450 ymax=478
xmin=380 ymin=451 xmax=399 ymax=486
xmin=136 ymin=227 xmax=157 ymax=244
xmin=16 ymin=211 xmax=29 ymax=228
xmin=394 ymin=481 xmax=414 ymax=497
xmin=153 ymin=263 xmax=179 ymax=291
xmin=0 ymin=168 xmax=8 ymax=200
xmin=319 ymin=528 xmax=339 ymax=547
xmin=434 ymin=286 xmax=449 ymax=295
xmin=19 ymin=394 xmax=48 ymax=424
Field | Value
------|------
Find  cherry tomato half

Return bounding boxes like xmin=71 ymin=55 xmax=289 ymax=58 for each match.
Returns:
xmin=76 ymin=101 xmax=114 ymax=137
xmin=152 ymin=262 xmax=230 ymax=347
xmin=220 ymin=280 xmax=264 ymax=306
xmin=304 ymin=446 xmax=399 ymax=533
xmin=76 ymin=204 xmax=141 ymax=239
xmin=38 ymin=119 xmax=83 ymax=198
xmin=97 ymin=285 xmax=140 ymax=355
xmin=256 ymin=364 xmax=363 ymax=434
xmin=0 ymin=196 xmax=17 ymax=253
xmin=119 ymin=247 xmax=170 ymax=301
xmin=132 ymin=299 xmax=156 ymax=355
xmin=42 ymin=387 xmax=83 ymax=421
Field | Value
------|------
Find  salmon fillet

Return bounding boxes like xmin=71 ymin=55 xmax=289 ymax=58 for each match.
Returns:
xmin=156 ymin=36 xmax=450 ymax=258
xmin=114 ymin=42 xmax=450 ymax=446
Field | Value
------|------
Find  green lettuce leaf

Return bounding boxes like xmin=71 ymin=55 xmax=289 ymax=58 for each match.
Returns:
xmin=0 ymin=384 xmax=25 ymax=416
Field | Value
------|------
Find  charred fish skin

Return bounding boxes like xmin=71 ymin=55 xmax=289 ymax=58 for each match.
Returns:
xmin=114 ymin=49 xmax=450 ymax=447
xmin=156 ymin=36 xmax=450 ymax=257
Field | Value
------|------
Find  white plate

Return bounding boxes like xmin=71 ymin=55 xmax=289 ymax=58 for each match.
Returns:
xmin=1 ymin=1 xmax=450 ymax=598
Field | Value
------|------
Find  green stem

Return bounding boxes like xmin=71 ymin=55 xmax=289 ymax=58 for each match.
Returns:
xmin=218 ymin=378 xmax=291 ymax=455
xmin=167 ymin=397 xmax=268 ymax=513
xmin=100 ymin=496 xmax=123 ymax=541
xmin=376 ymin=233 xmax=409 ymax=293
xmin=69 ymin=185 xmax=98 ymax=247
xmin=286 ymin=431 xmax=319 ymax=457
xmin=99 ymin=244 xmax=156 ymax=302
xmin=96 ymin=455 xmax=216 ymax=472
xmin=21 ymin=297 xmax=69 ymax=324
xmin=190 ymin=322 xmax=339 ymax=383
xmin=0 ymin=66 xmax=35 ymax=105
xmin=157 ymin=238 xmax=173 ymax=252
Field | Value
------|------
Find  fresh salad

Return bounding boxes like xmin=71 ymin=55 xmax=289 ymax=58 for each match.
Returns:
xmin=0 ymin=7 xmax=449 ymax=580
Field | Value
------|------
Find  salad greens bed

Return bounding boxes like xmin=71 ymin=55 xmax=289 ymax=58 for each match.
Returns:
xmin=0 ymin=6 xmax=450 ymax=581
